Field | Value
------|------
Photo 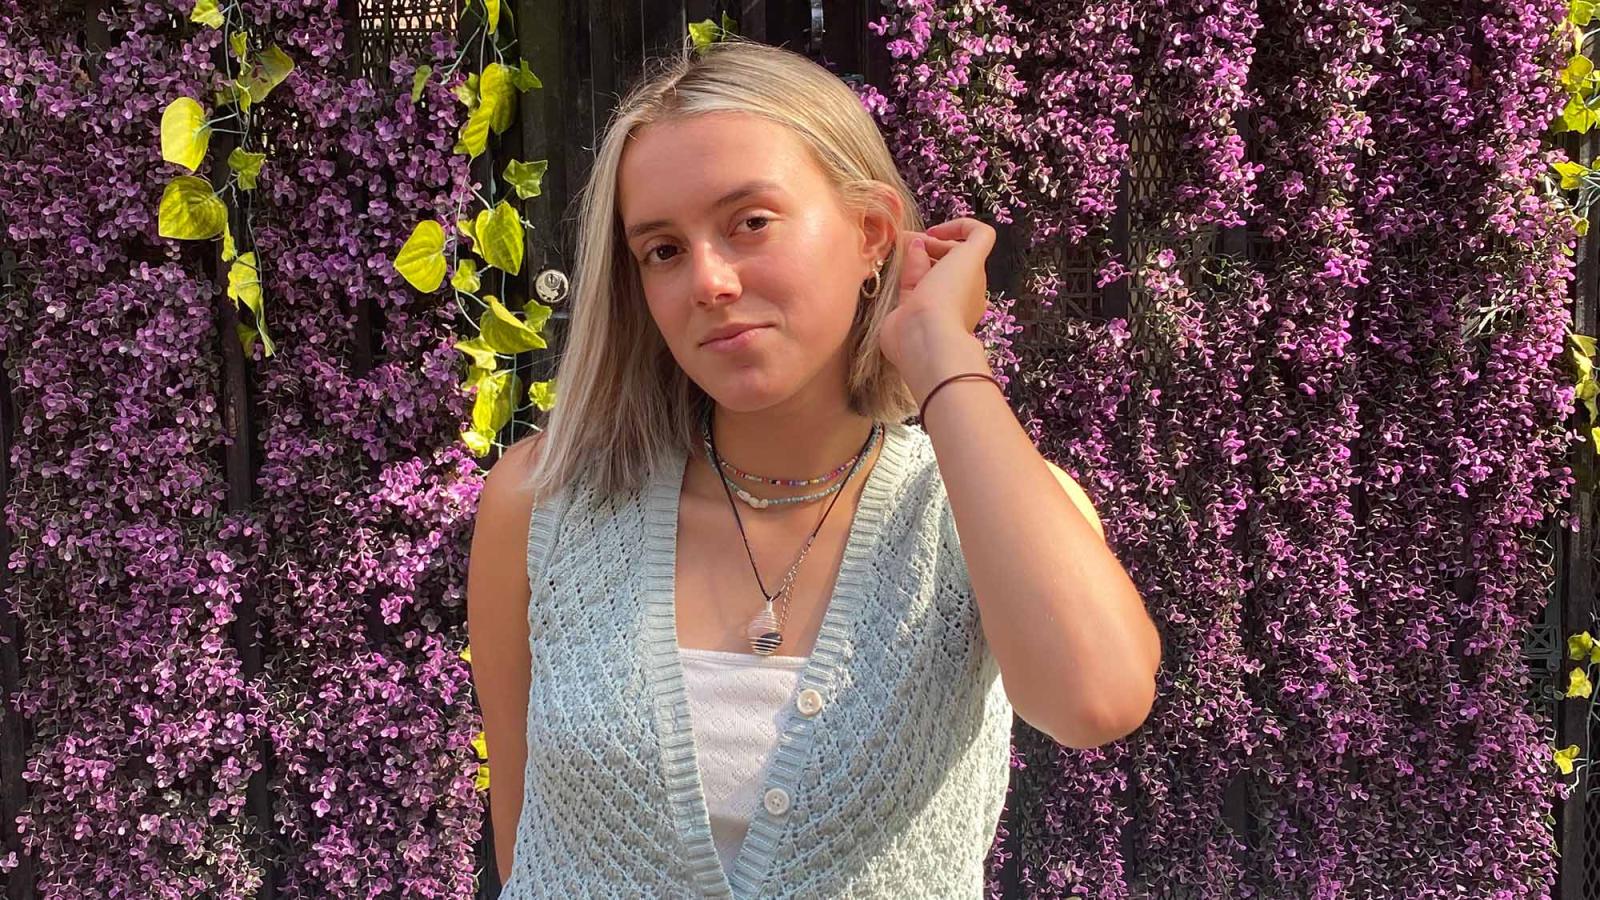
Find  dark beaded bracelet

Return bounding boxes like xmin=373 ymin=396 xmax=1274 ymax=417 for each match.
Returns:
xmin=917 ymin=372 xmax=1002 ymax=425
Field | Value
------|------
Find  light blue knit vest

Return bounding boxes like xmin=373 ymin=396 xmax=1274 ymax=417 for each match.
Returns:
xmin=499 ymin=420 xmax=1014 ymax=899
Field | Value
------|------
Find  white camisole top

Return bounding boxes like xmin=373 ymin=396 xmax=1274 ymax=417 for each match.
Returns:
xmin=677 ymin=646 xmax=811 ymax=879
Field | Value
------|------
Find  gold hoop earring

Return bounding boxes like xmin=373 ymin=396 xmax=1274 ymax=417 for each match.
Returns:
xmin=861 ymin=258 xmax=885 ymax=300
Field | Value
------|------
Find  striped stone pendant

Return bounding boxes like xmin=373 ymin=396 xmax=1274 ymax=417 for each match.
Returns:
xmin=746 ymin=603 xmax=783 ymax=656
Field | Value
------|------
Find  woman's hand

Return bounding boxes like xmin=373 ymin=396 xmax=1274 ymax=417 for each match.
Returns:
xmin=876 ymin=217 xmax=997 ymax=400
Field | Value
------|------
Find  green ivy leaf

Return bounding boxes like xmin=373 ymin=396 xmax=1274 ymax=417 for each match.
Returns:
xmin=510 ymin=58 xmax=541 ymax=91
xmin=236 ymin=321 xmax=260 ymax=357
xmin=221 ymin=220 xmax=237 ymax=262
xmin=456 ymin=217 xmax=479 ymax=248
xmin=689 ymin=18 xmax=720 ymax=49
xmin=228 ymin=147 xmax=266 ymax=190
xmin=1554 ymin=159 xmax=1589 ymax=191
xmin=454 ymin=335 xmax=499 ymax=371
xmin=1556 ymin=743 xmax=1582 ymax=775
xmin=484 ymin=0 xmax=502 ymax=32
xmin=470 ymin=368 xmax=520 ymax=444
xmin=1573 ymin=0 xmax=1595 ymax=26
xmin=1568 ymin=665 xmax=1594 ymax=699
xmin=411 ymin=64 xmax=432 ymax=103
xmin=480 ymin=62 xmax=517 ymax=135
xmin=227 ymin=252 xmax=276 ymax=355
xmin=243 ymin=44 xmax=295 ymax=105
xmin=473 ymin=200 xmax=524 ymax=274
xmin=393 ymin=220 xmax=448 ymax=292
xmin=229 ymin=30 xmax=249 ymax=61
xmin=479 ymin=294 xmax=547 ymax=353
xmin=452 ymin=75 xmax=479 ymax=110
xmin=190 ymin=0 xmax=224 ymax=28
xmin=523 ymin=298 xmax=553 ymax=333
xmin=1561 ymin=95 xmax=1598 ymax=134
xmin=721 ymin=11 xmax=738 ymax=36
xmin=451 ymin=258 xmax=482 ymax=293
xmin=214 ymin=79 xmax=252 ymax=112
xmin=502 ymin=159 xmax=547 ymax=200
xmin=454 ymin=103 xmax=493 ymax=158
xmin=461 ymin=428 xmax=494 ymax=457
xmin=529 ymin=378 xmax=557 ymax=412
xmin=158 ymin=175 xmax=228 ymax=239
xmin=160 ymin=97 xmax=211 ymax=172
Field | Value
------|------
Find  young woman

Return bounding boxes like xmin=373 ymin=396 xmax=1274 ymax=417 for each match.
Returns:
xmin=467 ymin=35 xmax=1160 ymax=899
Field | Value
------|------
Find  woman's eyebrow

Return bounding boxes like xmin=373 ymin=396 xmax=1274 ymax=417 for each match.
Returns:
xmin=624 ymin=179 xmax=783 ymax=241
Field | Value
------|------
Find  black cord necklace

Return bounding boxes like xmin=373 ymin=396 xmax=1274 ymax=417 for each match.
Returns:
xmin=703 ymin=406 xmax=882 ymax=655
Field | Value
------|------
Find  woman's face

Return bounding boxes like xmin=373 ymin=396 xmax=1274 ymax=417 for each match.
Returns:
xmin=616 ymin=111 xmax=887 ymax=414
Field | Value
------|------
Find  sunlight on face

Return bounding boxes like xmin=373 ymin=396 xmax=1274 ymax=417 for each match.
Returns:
xmin=616 ymin=111 xmax=873 ymax=414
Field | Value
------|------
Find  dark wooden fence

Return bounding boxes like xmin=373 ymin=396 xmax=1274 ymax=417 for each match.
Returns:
xmin=0 ymin=0 xmax=1592 ymax=897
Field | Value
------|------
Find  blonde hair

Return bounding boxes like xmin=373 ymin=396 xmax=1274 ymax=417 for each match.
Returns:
xmin=523 ymin=34 xmax=925 ymax=503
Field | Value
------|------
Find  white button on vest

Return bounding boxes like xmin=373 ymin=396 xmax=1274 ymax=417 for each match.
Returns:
xmin=796 ymin=688 xmax=824 ymax=717
xmin=763 ymin=787 xmax=791 ymax=816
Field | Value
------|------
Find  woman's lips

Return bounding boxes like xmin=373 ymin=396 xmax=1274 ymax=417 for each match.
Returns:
xmin=702 ymin=325 xmax=771 ymax=351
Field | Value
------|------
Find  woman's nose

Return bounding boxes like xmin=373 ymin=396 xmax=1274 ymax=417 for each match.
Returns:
xmin=690 ymin=243 xmax=741 ymax=306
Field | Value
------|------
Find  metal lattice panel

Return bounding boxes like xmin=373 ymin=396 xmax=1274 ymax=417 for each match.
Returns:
xmin=355 ymin=0 xmax=457 ymax=78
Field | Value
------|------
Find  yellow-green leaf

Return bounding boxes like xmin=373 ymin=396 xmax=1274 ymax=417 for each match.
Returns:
xmin=411 ymin=64 xmax=432 ymax=103
xmin=461 ymin=428 xmax=494 ymax=457
xmin=451 ymin=77 xmax=479 ymax=110
xmin=479 ymin=62 xmax=517 ymax=135
xmin=479 ymin=294 xmax=547 ymax=353
xmin=473 ymin=201 xmax=524 ymax=275
xmin=158 ymin=175 xmax=228 ymax=239
xmin=227 ymin=147 xmax=265 ymax=190
xmin=393 ymin=220 xmax=448 ymax=292
xmin=190 ymin=0 xmax=224 ymax=28
xmin=689 ymin=18 xmax=720 ymax=49
xmin=456 ymin=217 xmax=478 ymax=248
xmin=243 ymin=44 xmax=295 ymax=104
xmin=454 ymin=335 xmax=499 ymax=371
xmin=236 ymin=321 xmax=259 ymax=357
xmin=1575 ymin=332 xmax=1599 ymax=358
xmin=227 ymin=251 xmax=262 ymax=314
xmin=227 ymin=252 xmax=276 ymax=355
xmin=451 ymin=258 xmax=482 ymax=294
xmin=460 ymin=645 xmax=472 ymax=663
xmin=484 ymin=0 xmax=501 ymax=32
xmin=229 ymin=31 xmax=248 ymax=61
xmin=529 ymin=378 xmax=557 ymax=411
xmin=1556 ymin=743 xmax=1582 ymax=775
xmin=471 ymin=368 xmax=520 ymax=440
xmin=475 ymin=763 xmax=490 ymax=792
xmin=472 ymin=730 xmax=489 ymax=760
xmin=214 ymin=78 xmax=251 ymax=112
xmin=221 ymin=220 xmax=237 ymax=262
xmin=502 ymin=158 xmax=546 ymax=200
xmin=721 ymin=11 xmax=738 ymax=36
xmin=1564 ymin=55 xmax=1595 ymax=92
xmin=1575 ymin=0 xmax=1596 ymax=25
xmin=1561 ymin=96 xmax=1598 ymax=134
xmin=160 ymin=97 xmax=211 ymax=172
xmin=523 ymin=298 xmax=553 ymax=333
xmin=1554 ymin=159 xmax=1589 ymax=191
xmin=1567 ymin=665 xmax=1593 ymax=699
xmin=510 ymin=58 xmax=541 ymax=91
xmin=1569 ymin=631 xmax=1596 ymax=661
xmin=454 ymin=103 xmax=493 ymax=158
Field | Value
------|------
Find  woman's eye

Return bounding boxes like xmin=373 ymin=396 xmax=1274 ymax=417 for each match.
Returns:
xmin=641 ymin=216 xmax=771 ymax=266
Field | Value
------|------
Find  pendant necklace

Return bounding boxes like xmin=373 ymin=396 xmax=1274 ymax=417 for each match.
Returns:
xmin=703 ymin=409 xmax=881 ymax=655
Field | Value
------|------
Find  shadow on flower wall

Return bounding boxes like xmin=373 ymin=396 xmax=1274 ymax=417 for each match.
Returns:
xmin=863 ymin=0 xmax=1583 ymax=896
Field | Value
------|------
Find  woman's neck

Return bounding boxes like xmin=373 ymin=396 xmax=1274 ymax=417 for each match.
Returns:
xmin=694 ymin=399 xmax=880 ymax=501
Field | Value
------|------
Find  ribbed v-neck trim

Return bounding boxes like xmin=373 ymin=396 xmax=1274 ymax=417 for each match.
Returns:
xmin=640 ymin=419 xmax=913 ymax=900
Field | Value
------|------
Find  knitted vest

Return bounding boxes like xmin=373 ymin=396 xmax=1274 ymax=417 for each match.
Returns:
xmin=498 ymin=420 xmax=1014 ymax=899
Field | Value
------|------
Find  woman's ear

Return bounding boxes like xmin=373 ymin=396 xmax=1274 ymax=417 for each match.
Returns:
xmin=855 ymin=185 xmax=904 ymax=269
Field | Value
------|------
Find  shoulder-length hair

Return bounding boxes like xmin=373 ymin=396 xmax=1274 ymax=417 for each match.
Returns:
xmin=523 ymin=33 xmax=925 ymax=503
